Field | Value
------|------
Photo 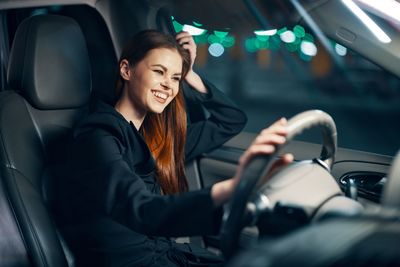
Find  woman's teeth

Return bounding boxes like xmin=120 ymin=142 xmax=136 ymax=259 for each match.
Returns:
xmin=152 ymin=91 xmax=168 ymax=100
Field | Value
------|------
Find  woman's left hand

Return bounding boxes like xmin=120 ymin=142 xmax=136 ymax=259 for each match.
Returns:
xmin=176 ymin=31 xmax=197 ymax=70
xmin=176 ymin=31 xmax=207 ymax=93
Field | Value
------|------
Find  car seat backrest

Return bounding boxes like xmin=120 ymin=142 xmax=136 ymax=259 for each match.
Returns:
xmin=0 ymin=14 xmax=91 ymax=267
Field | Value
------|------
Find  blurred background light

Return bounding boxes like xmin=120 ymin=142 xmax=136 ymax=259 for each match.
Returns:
xmin=280 ymin=30 xmax=296 ymax=43
xmin=254 ymin=29 xmax=277 ymax=36
xmin=300 ymin=41 xmax=317 ymax=56
xmin=207 ymin=34 xmax=220 ymax=44
xmin=182 ymin=24 xmax=207 ymax=36
xmin=222 ymin=36 xmax=235 ymax=47
xmin=172 ymin=20 xmax=183 ymax=33
xmin=245 ymin=38 xmax=258 ymax=52
xmin=208 ymin=43 xmax=225 ymax=57
xmin=214 ymin=31 xmax=229 ymax=38
xmin=293 ymin=25 xmax=306 ymax=38
xmin=192 ymin=21 xmax=203 ymax=27
xmin=335 ymin=43 xmax=348 ymax=56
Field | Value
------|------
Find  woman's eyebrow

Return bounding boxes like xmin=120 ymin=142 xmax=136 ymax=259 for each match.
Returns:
xmin=151 ymin=64 xmax=182 ymax=76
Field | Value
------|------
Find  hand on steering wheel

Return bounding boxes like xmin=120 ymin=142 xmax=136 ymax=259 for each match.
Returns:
xmin=211 ymin=118 xmax=293 ymax=207
xmin=235 ymin=118 xmax=294 ymax=188
xmin=220 ymin=110 xmax=339 ymax=259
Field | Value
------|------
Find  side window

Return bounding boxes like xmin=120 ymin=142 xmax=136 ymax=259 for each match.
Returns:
xmin=6 ymin=5 xmax=117 ymax=103
xmin=170 ymin=16 xmax=400 ymax=156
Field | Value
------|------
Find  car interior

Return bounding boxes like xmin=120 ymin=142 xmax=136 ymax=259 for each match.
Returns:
xmin=0 ymin=0 xmax=399 ymax=267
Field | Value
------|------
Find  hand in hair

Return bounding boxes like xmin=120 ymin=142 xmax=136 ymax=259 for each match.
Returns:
xmin=211 ymin=118 xmax=294 ymax=207
xmin=176 ymin=31 xmax=208 ymax=94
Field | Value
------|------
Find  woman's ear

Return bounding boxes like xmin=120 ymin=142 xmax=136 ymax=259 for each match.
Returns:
xmin=120 ymin=59 xmax=131 ymax=81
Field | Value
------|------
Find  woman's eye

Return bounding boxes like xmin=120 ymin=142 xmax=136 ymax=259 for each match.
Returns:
xmin=154 ymin=69 xmax=163 ymax=75
xmin=173 ymin=77 xmax=181 ymax=82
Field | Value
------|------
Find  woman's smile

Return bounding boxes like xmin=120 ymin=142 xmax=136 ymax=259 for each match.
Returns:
xmin=151 ymin=89 xmax=169 ymax=103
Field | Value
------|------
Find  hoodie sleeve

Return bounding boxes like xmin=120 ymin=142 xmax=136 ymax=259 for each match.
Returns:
xmin=185 ymin=79 xmax=247 ymax=162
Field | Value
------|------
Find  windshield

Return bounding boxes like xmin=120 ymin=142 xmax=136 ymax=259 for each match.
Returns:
xmin=171 ymin=0 xmax=400 ymax=156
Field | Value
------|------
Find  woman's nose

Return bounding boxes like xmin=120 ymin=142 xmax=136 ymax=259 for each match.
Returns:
xmin=160 ymin=78 xmax=171 ymax=89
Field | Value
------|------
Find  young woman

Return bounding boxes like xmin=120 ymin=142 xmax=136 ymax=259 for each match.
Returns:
xmin=57 ymin=30 xmax=292 ymax=267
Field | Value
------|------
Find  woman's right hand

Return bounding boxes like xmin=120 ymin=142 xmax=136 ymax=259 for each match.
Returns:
xmin=211 ymin=118 xmax=293 ymax=206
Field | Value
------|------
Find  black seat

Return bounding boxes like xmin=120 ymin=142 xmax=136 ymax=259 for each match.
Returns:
xmin=0 ymin=14 xmax=91 ymax=267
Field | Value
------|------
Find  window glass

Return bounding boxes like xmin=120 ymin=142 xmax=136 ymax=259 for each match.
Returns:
xmin=172 ymin=6 xmax=400 ymax=156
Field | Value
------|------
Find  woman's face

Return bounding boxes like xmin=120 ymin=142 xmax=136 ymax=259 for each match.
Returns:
xmin=122 ymin=48 xmax=183 ymax=115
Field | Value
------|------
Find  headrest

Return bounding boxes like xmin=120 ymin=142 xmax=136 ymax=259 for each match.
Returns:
xmin=7 ymin=15 xmax=91 ymax=109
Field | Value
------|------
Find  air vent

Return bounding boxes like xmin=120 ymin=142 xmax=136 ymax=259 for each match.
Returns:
xmin=340 ymin=172 xmax=386 ymax=203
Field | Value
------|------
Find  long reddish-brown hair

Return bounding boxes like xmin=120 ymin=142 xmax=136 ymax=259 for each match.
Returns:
xmin=115 ymin=30 xmax=191 ymax=194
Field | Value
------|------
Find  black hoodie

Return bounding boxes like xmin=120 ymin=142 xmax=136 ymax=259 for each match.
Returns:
xmin=56 ymin=81 xmax=247 ymax=266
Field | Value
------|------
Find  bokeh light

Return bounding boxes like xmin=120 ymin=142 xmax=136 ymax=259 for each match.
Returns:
xmin=335 ymin=43 xmax=347 ymax=56
xmin=254 ymin=29 xmax=277 ymax=36
xmin=182 ymin=24 xmax=206 ymax=36
xmin=300 ymin=41 xmax=317 ymax=56
xmin=280 ymin=30 xmax=296 ymax=43
xmin=208 ymin=43 xmax=225 ymax=57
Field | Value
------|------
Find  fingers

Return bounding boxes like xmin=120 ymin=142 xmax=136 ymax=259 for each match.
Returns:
xmin=238 ymin=118 xmax=289 ymax=168
xmin=281 ymin=153 xmax=294 ymax=163
xmin=253 ymin=133 xmax=286 ymax=146
xmin=262 ymin=153 xmax=294 ymax=182
xmin=260 ymin=117 xmax=288 ymax=136
xmin=175 ymin=31 xmax=192 ymax=39
xmin=253 ymin=117 xmax=288 ymax=145
xmin=176 ymin=31 xmax=197 ymax=68
xmin=176 ymin=31 xmax=196 ymax=47
xmin=270 ymin=153 xmax=294 ymax=171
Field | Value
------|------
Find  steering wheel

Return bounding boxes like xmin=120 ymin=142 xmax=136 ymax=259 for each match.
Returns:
xmin=220 ymin=110 xmax=343 ymax=258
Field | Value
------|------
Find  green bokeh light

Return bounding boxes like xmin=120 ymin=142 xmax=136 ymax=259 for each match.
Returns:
xmin=214 ymin=31 xmax=229 ymax=38
xmin=194 ymin=34 xmax=208 ymax=44
xmin=303 ymin=33 xmax=314 ymax=42
xmin=222 ymin=36 xmax=235 ymax=48
xmin=255 ymin=39 xmax=269 ymax=49
xmin=286 ymin=42 xmax=298 ymax=52
xmin=277 ymin=27 xmax=287 ymax=35
xmin=208 ymin=34 xmax=221 ymax=44
xmin=269 ymin=35 xmax=281 ymax=50
xmin=293 ymin=25 xmax=305 ymax=38
xmin=256 ymin=35 xmax=269 ymax=42
xmin=245 ymin=38 xmax=258 ymax=53
xmin=193 ymin=21 xmax=203 ymax=27
xmin=172 ymin=20 xmax=183 ymax=33
xmin=293 ymin=37 xmax=301 ymax=45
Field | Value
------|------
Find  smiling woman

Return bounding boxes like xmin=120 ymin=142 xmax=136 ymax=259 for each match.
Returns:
xmin=52 ymin=28 xmax=286 ymax=267
xmin=115 ymin=48 xmax=184 ymax=127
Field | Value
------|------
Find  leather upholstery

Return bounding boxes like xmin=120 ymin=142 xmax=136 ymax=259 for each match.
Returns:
xmin=0 ymin=14 xmax=91 ymax=267
xmin=7 ymin=15 xmax=91 ymax=109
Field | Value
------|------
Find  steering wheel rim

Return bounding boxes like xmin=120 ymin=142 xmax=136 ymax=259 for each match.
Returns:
xmin=220 ymin=110 xmax=337 ymax=258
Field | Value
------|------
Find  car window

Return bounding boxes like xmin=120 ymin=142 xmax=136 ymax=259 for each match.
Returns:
xmin=171 ymin=3 xmax=400 ymax=156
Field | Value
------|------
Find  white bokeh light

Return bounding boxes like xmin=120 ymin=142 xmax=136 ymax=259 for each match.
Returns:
xmin=182 ymin=24 xmax=206 ymax=36
xmin=280 ymin=30 xmax=296 ymax=43
xmin=208 ymin=43 xmax=225 ymax=57
xmin=300 ymin=41 xmax=317 ymax=56
xmin=254 ymin=29 xmax=277 ymax=36
xmin=335 ymin=43 xmax=348 ymax=56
